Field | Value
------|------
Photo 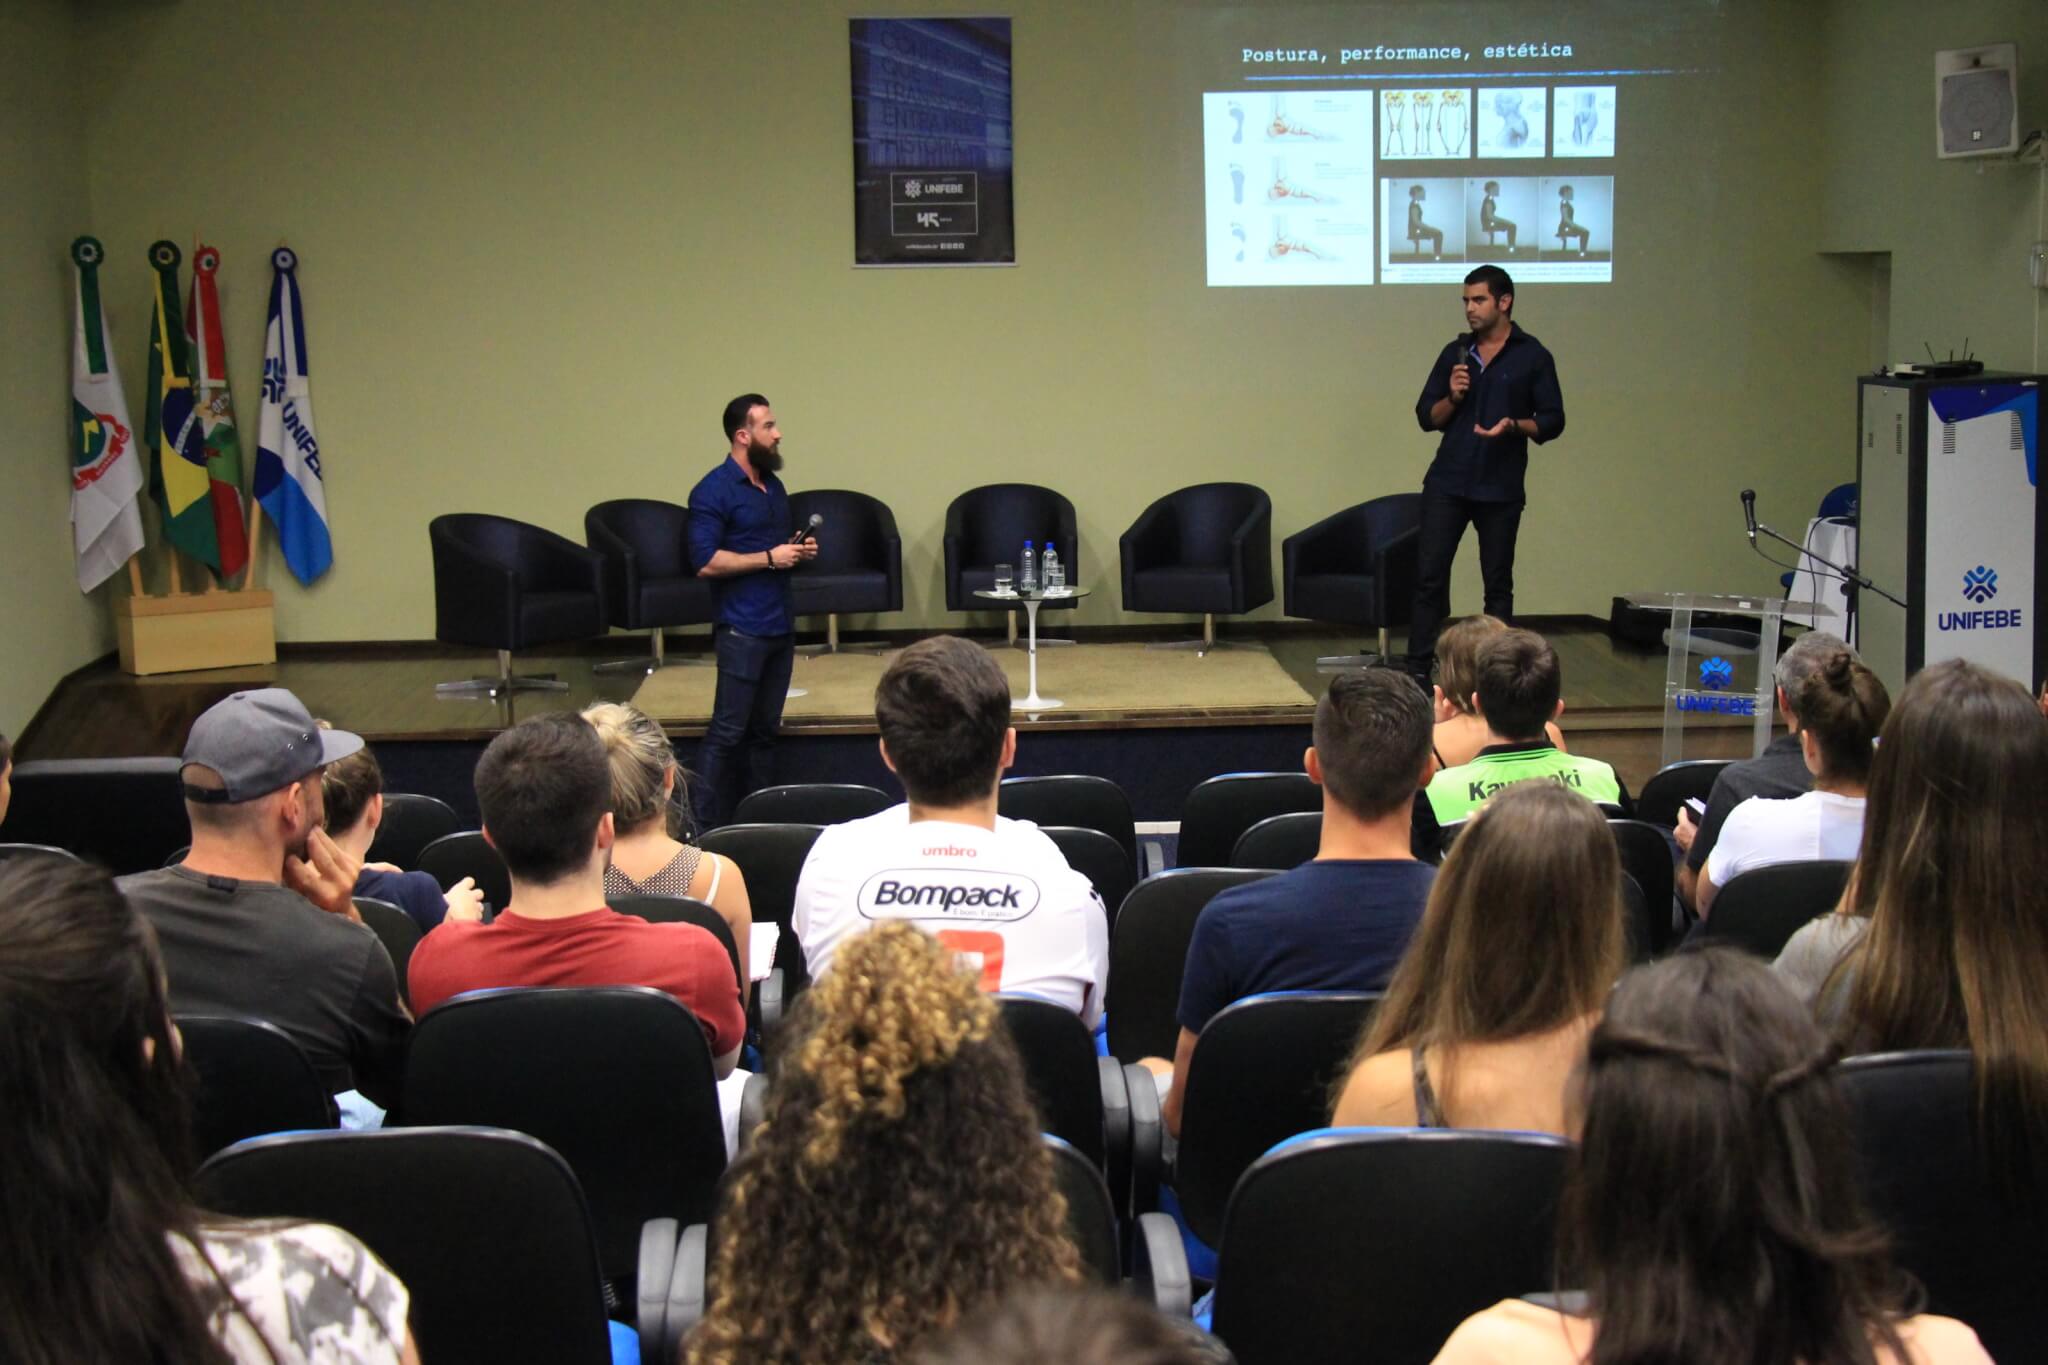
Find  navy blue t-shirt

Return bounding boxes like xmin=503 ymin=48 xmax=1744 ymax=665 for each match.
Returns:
xmin=1176 ymin=860 xmax=1436 ymax=1035
xmin=355 ymin=867 xmax=447 ymax=932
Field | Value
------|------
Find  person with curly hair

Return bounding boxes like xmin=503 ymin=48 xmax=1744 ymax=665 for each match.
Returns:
xmin=685 ymin=922 xmax=1081 ymax=1365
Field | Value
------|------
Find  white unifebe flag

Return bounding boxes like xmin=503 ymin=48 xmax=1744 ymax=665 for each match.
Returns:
xmin=69 ymin=236 xmax=147 ymax=591
xmin=253 ymin=246 xmax=333 ymax=584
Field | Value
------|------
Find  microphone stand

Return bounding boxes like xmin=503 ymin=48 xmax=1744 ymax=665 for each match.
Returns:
xmin=1752 ymin=518 xmax=1906 ymax=651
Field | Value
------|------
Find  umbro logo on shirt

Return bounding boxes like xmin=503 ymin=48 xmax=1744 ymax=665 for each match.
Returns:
xmin=857 ymin=869 xmax=1041 ymax=922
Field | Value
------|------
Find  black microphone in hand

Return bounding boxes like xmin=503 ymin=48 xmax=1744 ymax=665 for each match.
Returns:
xmin=1740 ymin=488 xmax=1757 ymax=544
xmin=789 ymin=513 xmax=822 ymax=544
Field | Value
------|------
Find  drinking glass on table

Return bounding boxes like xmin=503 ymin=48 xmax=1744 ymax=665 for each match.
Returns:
xmin=993 ymin=563 xmax=1014 ymax=595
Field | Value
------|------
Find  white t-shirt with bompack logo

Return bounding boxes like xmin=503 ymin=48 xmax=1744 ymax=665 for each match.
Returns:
xmin=792 ymin=806 xmax=1109 ymax=1027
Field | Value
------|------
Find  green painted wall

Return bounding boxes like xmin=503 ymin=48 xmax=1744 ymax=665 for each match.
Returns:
xmin=10 ymin=0 xmax=2036 ymax=725
xmin=0 ymin=0 xmax=111 ymax=741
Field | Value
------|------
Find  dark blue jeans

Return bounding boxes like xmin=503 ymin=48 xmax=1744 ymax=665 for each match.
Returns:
xmin=695 ymin=626 xmax=795 ymax=829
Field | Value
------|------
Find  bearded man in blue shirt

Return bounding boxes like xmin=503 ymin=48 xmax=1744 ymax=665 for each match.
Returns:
xmin=687 ymin=394 xmax=818 ymax=828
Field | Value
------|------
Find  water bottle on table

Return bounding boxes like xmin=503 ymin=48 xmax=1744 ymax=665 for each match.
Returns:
xmin=1021 ymin=540 xmax=1038 ymax=593
xmin=1043 ymin=542 xmax=1063 ymax=593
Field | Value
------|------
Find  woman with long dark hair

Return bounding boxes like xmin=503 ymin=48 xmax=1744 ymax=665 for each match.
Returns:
xmin=685 ymin=922 xmax=1079 ymax=1364
xmin=1432 ymin=950 xmax=1989 ymax=1363
xmin=1330 ymin=782 xmax=1626 ymax=1133
xmin=0 ymin=856 xmax=417 ymax=1364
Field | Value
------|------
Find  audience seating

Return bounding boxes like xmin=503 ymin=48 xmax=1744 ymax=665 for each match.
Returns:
xmin=1165 ymin=992 xmax=1381 ymax=1246
xmin=1040 ymin=825 xmax=1135 ymax=930
xmin=1281 ymin=493 xmax=1423 ymax=668
xmin=0 ymin=841 xmax=81 ymax=864
xmin=399 ymin=987 xmax=727 ymax=1291
xmin=1209 ymin=1128 xmax=1571 ymax=1365
xmin=584 ymin=498 xmax=717 ymax=675
xmin=4 ymin=756 xmax=186 ymax=874
xmin=787 ymin=489 xmax=902 ymax=653
xmin=1119 ymin=482 xmax=1274 ymax=655
xmin=176 ymin=1014 xmax=336 ymax=1158
xmin=199 ymin=1126 xmax=633 ymax=1365
xmin=998 ymin=774 xmax=1140 ymax=874
xmin=353 ymin=897 xmax=423 ymax=1008
xmin=697 ymin=822 xmax=821 ymax=1011
xmin=607 ymin=893 xmax=745 ymax=1015
xmin=1688 ymin=860 xmax=1853 ymax=958
xmin=1608 ymin=818 xmax=1679 ymax=959
xmin=944 ymin=483 xmax=1081 ymax=643
xmin=416 ymin=831 xmax=512 ymax=919
xmin=429 ymin=512 xmax=607 ymax=696
xmin=1634 ymin=758 xmax=1733 ymax=828
xmin=1043 ymin=1133 xmax=1127 ymax=1286
xmin=365 ymin=792 xmax=463 ymax=870
xmin=1177 ymin=772 xmax=1320 ymax=870
xmin=1229 ymin=811 xmax=1322 ymax=870
xmin=1839 ymin=1050 xmax=2045 ymax=1361
xmin=733 ymin=782 xmax=892 ymax=826
xmin=1105 ymin=868 xmax=1278 ymax=1063
xmin=995 ymin=995 xmax=1130 ymax=1175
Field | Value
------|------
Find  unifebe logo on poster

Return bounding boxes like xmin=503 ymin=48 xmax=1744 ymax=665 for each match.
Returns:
xmin=1939 ymin=562 xmax=2025 ymax=633
xmin=1961 ymin=564 xmax=1998 ymax=604
xmin=857 ymin=868 xmax=1041 ymax=923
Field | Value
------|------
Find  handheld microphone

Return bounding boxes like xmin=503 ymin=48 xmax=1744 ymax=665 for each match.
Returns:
xmin=789 ymin=513 xmax=822 ymax=544
xmin=1740 ymin=488 xmax=1757 ymax=544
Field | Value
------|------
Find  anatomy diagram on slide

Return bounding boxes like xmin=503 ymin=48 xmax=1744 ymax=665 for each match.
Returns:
xmin=1266 ymin=95 xmax=1337 ymax=141
xmin=1382 ymin=87 xmax=1470 ymax=160
xmin=1552 ymin=86 xmax=1617 ymax=158
xmin=1203 ymin=91 xmax=1374 ymax=286
xmin=1476 ymin=87 xmax=1547 ymax=158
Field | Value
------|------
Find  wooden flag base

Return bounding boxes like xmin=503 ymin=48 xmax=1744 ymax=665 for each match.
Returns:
xmin=117 ymin=591 xmax=277 ymax=675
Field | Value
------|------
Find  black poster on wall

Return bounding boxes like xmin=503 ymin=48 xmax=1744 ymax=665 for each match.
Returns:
xmin=850 ymin=18 xmax=1015 ymax=267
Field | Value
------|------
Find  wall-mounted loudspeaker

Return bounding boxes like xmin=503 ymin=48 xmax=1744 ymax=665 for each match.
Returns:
xmin=1935 ymin=44 xmax=2019 ymax=159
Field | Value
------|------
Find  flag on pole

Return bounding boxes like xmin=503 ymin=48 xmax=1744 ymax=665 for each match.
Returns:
xmin=68 ymin=236 xmax=146 ymax=592
xmin=184 ymin=244 xmax=250 ymax=579
xmin=143 ymin=240 xmax=221 ymax=571
xmin=254 ymin=246 xmax=332 ymax=584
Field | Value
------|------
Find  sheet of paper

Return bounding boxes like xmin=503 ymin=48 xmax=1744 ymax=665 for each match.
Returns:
xmin=750 ymin=923 xmax=780 ymax=982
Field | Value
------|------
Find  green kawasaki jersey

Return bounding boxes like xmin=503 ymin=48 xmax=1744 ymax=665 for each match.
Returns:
xmin=1425 ymin=740 xmax=1624 ymax=825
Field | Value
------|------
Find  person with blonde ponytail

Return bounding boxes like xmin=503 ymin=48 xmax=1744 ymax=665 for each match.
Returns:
xmin=685 ymin=922 xmax=1080 ymax=1365
xmin=582 ymin=702 xmax=753 ymax=984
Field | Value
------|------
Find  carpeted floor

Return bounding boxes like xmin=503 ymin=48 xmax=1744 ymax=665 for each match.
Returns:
xmin=630 ymin=641 xmax=1317 ymax=722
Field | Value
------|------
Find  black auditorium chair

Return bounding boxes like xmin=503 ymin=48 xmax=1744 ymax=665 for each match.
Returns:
xmin=0 ymin=841 xmax=82 ymax=864
xmin=1164 ymin=992 xmax=1381 ymax=1245
xmin=995 ymin=996 xmax=1129 ymax=1175
xmin=416 ymin=831 xmax=512 ymax=920
xmin=1043 ymin=1134 xmax=1127 ymax=1287
xmin=400 ymin=987 xmax=727 ymax=1294
xmin=584 ymin=498 xmax=718 ymax=676
xmin=354 ymin=897 xmax=424 ymax=1008
xmin=4 ymin=756 xmax=186 ymax=874
xmin=1282 ymin=493 xmax=1423 ymax=669
xmin=1689 ymin=860 xmax=1853 ymax=959
xmin=607 ymin=894 xmax=745 ymax=1017
xmin=734 ymin=782 xmax=892 ymax=826
xmin=1105 ymin=868 xmax=1278 ymax=1064
xmin=1177 ymin=771 xmax=1320 ymax=870
xmin=787 ymin=489 xmax=902 ymax=654
xmin=1119 ymin=482 xmax=1274 ymax=655
xmin=199 ymin=1127 xmax=637 ymax=1365
xmin=1634 ymin=758 xmax=1733 ymax=828
xmin=430 ymin=513 xmax=607 ymax=697
xmin=365 ymin=792 xmax=462 ymax=871
xmin=698 ymin=822 xmax=823 ymax=1008
xmin=1840 ymin=1050 xmax=2046 ymax=1361
xmin=1041 ymin=826 xmax=1136 ymax=930
xmin=1608 ymin=818 xmax=1679 ymax=959
xmin=998 ymin=774 xmax=1140 ymax=874
xmin=176 ymin=1014 xmax=336 ymax=1159
xmin=1230 ymin=811 xmax=1322 ymax=870
xmin=1210 ymin=1129 xmax=1571 ymax=1365
xmin=945 ymin=483 xmax=1081 ymax=644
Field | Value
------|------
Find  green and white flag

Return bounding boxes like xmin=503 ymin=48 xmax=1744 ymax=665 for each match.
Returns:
xmin=69 ymin=236 xmax=146 ymax=591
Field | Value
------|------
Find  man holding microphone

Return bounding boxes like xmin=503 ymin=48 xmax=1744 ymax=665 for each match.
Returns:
xmin=688 ymin=393 xmax=818 ymax=828
xmin=1404 ymin=265 xmax=1566 ymax=680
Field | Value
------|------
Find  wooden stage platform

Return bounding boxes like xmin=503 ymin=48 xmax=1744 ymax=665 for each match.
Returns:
xmin=18 ymin=619 xmax=1765 ymax=822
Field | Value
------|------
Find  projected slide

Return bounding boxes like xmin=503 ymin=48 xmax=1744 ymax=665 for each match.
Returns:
xmin=1204 ymin=93 xmax=1377 ymax=287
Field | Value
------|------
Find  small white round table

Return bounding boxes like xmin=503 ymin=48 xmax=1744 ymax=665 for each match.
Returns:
xmin=974 ymin=586 xmax=1090 ymax=709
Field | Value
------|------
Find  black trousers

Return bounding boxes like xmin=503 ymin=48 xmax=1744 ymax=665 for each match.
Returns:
xmin=1406 ymin=490 xmax=1524 ymax=662
xmin=695 ymin=626 xmax=795 ymax=829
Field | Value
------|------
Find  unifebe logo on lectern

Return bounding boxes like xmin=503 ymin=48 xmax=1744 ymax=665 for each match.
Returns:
xmin=1961 ymin=565 xmax=1998 ymax=604
xmin=1698 ymin=656 xmax=1734 ymax=690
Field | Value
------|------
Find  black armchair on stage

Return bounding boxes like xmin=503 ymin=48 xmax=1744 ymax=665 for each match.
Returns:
xmin=1119 ymin=481 xmax=1273 ymax=655
xmin=585 ymin=499 xmax=715 ymax=676
xmin=430 ymin=513 xmax=607 ymax=696
xmin=1282 ymin=493 xmax=1423 ymax=669
xmin=787 ymin=489 xmax=902 ymax=654
xmin=945 ymin=483 xmax=1080 ymax=645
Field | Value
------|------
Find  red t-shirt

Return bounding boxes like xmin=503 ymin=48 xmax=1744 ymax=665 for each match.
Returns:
xmin=408 ymin=908 xmax=746 ymax=1059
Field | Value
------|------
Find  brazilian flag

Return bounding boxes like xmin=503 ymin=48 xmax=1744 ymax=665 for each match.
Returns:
xmin=144 ymin=240 xmax=220 ymax=572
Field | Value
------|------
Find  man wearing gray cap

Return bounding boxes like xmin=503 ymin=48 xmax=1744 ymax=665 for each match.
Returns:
xmin=117 ymin=688 xmax=411 ymax=1110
